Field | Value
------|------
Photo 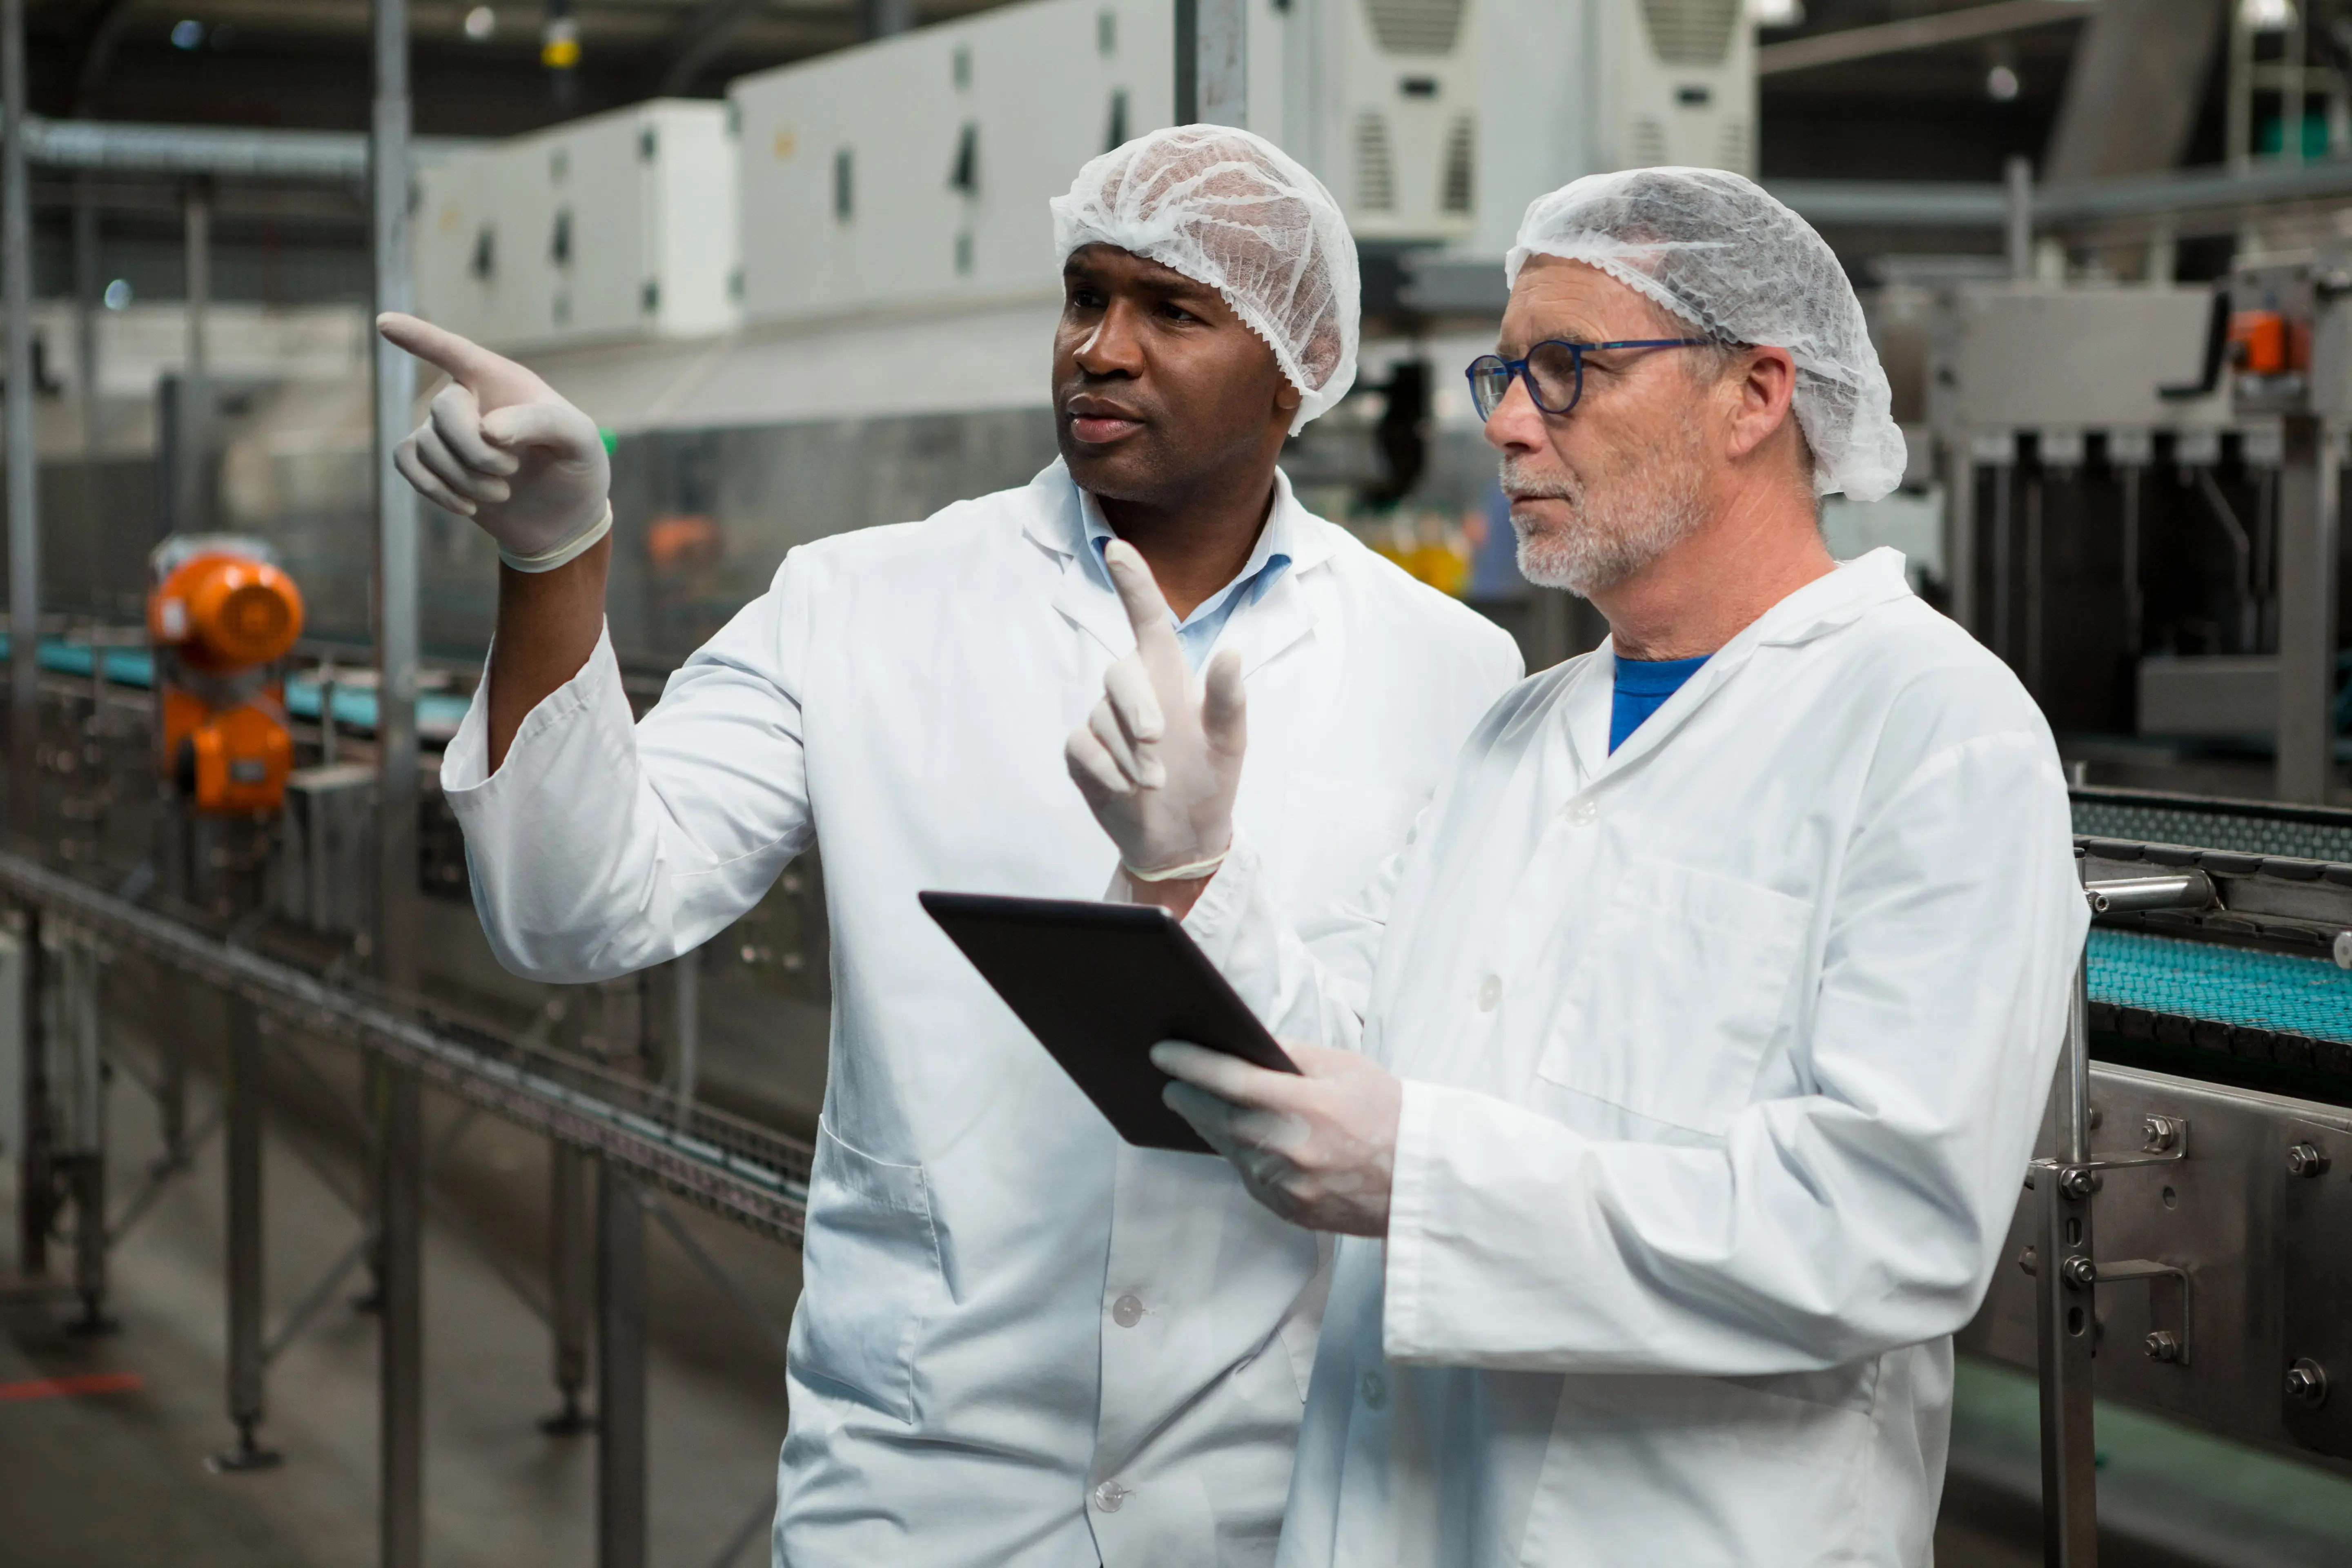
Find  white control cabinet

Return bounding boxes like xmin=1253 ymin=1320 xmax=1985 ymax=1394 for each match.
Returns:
xmin=416 ymin=100 xmax=740 ymax=353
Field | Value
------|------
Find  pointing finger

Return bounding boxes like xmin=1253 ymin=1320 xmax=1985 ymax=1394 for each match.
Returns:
xmin=377 ymin=312 xmax=514 ymax=392
xmin=1102 ymin=540 xmax=1185 ymax=675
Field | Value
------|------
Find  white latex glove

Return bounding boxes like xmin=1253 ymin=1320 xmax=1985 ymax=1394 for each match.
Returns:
xmin=1152 ymin=1040 xmax=1402 ymax=1236
xmin=1063 ymin=540 xmax=1245 ymax=880
xmin=377 ymin=312 xmax=613 ymax=572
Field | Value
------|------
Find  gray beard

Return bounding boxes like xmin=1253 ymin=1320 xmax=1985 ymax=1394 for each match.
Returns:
xmin=1503 ymin=427 xmax=1709 ymax=598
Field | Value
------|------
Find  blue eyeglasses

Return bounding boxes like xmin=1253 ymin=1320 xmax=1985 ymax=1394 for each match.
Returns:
xmin=1465 ymin=338 xmax=1718 ymax=421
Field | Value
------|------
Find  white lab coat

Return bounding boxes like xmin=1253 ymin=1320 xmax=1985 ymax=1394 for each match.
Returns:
xmin=439 ymin=461 xmax=1522 ymax=1568
xmin=1180 ymin=550 xmax=2087 ymax=1567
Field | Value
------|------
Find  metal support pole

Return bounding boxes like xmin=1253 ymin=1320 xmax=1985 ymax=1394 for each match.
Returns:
xmin=2228 ymin=3 xmax=2254 ymax=171
xmin=371 ymin=0 xmax=425 ymax=1553
xmin=179 ymin=180 xmax=212 ymax=537
xmin=2276 ymin=415 xmax=2341 ymax=803
xmin=671 ymin=946 xmax=701 ymax=1123
xmin=1174 ymin=0 xmax=1247 ymax=128
xmin=1945 ymin=446 xmax=1978 ymax=635
xmin=211 ymin=1000 xmax=281 ymax=1471
xmin=14 ymin=901 xmax=43 ymax=1273
xmin=67 ymin=1152 xmax=110 ymax=1330
xmin=3 ymin=0 xmax=38 ymax=846
xmin=541 ymin=1140 xmax=593 ymax=1434
xmin=73 ymin=179 xmax=99 ymax=463
xmin=2034 ymin=956 xmax=2099 ymax=1567
xmin=597 ymin=1159 xmax=648 ymax=1568
xmin=2121 ymin=465 xmax=2143 ymax=664
xmin=1991 ymin=462 xmax=2015 ymax=664
xmin=2004 ymin=156 xmax=2033 ymax=281
xmin=2024 ymin=474 xmax=2046 ymax=699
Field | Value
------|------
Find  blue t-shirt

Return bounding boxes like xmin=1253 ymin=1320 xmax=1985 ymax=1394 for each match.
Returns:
xmin=1610 ymin=653 xmax=1709 ymax=752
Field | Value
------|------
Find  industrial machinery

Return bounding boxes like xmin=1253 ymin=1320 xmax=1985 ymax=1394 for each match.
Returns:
xmin=147 ymin=534 xmax=304 ymax=816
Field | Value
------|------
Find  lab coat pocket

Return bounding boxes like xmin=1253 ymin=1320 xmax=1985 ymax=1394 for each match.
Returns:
xmin=790 ymin=1118 xmax=944 ymax=1424
xmin=1536 ymin=856 xmax=1810 ymax=1137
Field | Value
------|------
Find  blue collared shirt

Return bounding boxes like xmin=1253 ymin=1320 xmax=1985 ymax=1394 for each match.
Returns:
xmin=1078 ymin=490 xmax=1295 ymax=670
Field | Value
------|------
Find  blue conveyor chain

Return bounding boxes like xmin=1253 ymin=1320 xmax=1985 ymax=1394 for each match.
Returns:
xmin=2087 ymin=927 xmax=2352 ymax=1048
xmin=1 ymin=633 xmax=475 ymax=738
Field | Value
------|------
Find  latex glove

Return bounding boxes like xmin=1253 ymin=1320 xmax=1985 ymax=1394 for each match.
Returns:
xmin=1152 ymin=1040 xmax=1401 ymax=1236
xmin=1064 ymin=540 xmax=1245 ymax=880
xmin=377 ymin=312 xmax=613 ymax=572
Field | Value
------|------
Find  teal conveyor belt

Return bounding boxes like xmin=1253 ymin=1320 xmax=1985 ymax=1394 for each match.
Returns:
xmin=0 ymin=633 xmax=473 ymax=737
xmin=2088 ymin=927 xmax=2352 ymax=1047
xmin=2073 ymin=790 xmax=2352 ymax=864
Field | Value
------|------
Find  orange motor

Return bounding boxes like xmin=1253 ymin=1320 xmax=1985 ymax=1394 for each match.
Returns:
xmin=149 ymin=552 xmax=304 ymax=669
xmin=149 ymin=543 xmax=305 ymax=815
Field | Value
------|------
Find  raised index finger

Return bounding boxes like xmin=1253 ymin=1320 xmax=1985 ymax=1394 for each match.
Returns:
xmin=376 ymin=312 xmax=504 ymax=390
xmin=1102 ymin=539 xmax=1185 ymax=674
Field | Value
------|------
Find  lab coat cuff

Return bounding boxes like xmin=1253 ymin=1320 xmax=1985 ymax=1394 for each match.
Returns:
xmin=441 ymin=621 xmax=627 ymax=801
xmin=1177 ymin=829 xmax=1262 ymax=967
xmin=1381 ymin=1076 xmax=1448 ymax=1357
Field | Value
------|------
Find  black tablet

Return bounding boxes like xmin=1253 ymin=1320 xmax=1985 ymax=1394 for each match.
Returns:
xmin=919 ymin=890 xmax=1299 ymax=1154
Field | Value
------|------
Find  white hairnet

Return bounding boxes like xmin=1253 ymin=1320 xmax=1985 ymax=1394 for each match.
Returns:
xmin=1505 ymin=167 xmax=1907 ymax=502
xmin=1051 ymin=126 xmax=1360 ymax=434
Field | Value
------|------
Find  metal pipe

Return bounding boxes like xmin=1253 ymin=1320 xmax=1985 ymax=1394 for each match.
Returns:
xmin=2024 ymin=474 xmax=2045 ymax=699
xmin=67 ymin=1153 xmax=110 ymax=1332
xmin=1991 ymin=462 xmax=2015 ymax=664
xmin=672 ymin=946 xmax=701 ymax=1125
xmin=2121 ymin=464 xmax=2143 ymax=661
xmin=19 ymin=114 xmax=479 ymax=180
xmin=211 ymin=999 xmax=282 ymax=1472
xmin=2 ymin=0 xmax=36 ymax=847
xmin=180 ymin=179 xmax=212 ymax=537
xmin=598 ymin=1160 xmax=648 ymax=1568
xmin=2085 ymin=871 xmax=2215 ymax=914
xmin=379 ymin=1064 xmax=423 ymax=1568
xmin=1175 ymin=0 xmax=1247 ymax=128
xmin=2229 ymin=0 xmax=2253 ymax=171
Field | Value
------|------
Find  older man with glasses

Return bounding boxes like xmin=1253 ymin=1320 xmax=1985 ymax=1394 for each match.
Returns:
xmin=1068 ymin=167 xmax=2087 ymax=1566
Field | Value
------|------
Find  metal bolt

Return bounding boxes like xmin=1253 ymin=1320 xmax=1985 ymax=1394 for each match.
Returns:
xmin=2288 ymin=1143 xmax=2330 ymax=1178
xmin=2059 ymin=1166 xmax=2100 ymax=1199
xmin=2141 ymin=1115 xmax=2180 ymax=1153
xmin=2145 ymin=1331 xmax=2183 ymax=1363
xmin=2288 ymin=1358 xmax=2330 ymax=1408
xmin=2335 ymin=931 xmax=2352 ymax=971
xmin=2060 ymin=1255 xmax=2098 ymax=1290
xmin=2017 ymin=1247 xmax=2038 ymax=1277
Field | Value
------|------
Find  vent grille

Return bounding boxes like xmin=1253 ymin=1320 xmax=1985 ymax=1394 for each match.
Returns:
xmin=1717 ymin=119 xmax=1749 ymax=173
xmin=1441 ymin=115 xmax=1474 ymax=214
xmin=1354 ymin=112 xmax=1396 ymax=210
xmin=1636 ymin=0 xmax=1740 ymax=66
xmin=1363 ymin=0 xmax=1466 ymax=56
xmin=1627 ymin=116 xmax=1668 ymax=167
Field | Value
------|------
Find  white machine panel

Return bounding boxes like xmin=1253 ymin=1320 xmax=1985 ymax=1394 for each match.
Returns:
xmin=733 ymin=0 xmax=1174 ymax=325
xmin=416 ymin=100 xmax=740 ymax=353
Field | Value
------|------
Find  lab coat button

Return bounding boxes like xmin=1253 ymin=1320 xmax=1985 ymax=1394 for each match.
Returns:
xmin=1476 ymin=974 xmax=1501 ymax=1012
xmin=1565 ymin=796 xmax=1599 ymax=827
xmin=1111 ymin=1293 xmax=1144 ymax=1327
xmin=1360 ymin=1371 xmax=1388 ymax=1411
xmin=1093 ymin=1480 xmax=1129 ymax=1512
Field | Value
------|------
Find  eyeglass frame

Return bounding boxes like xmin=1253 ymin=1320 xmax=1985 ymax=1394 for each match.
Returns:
xmin=1464 ymin=338 xmax=1724 ymax=422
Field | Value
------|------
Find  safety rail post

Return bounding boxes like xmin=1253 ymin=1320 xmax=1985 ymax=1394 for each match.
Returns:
xmin=211 ymin=998 xmax=281 ymax=1471
xmin=1 ymin=0 xmax=37 ymax=846
xmin=542 ymin=1141 xmax=594 ymax=1434
xmin=598 ymin=1158 xmax=648 ymax=1568
xmin=14 ymin=900 xmax=44 ymax=1273
xmin=2033 ymin=953 xmax=2100 ymax=1568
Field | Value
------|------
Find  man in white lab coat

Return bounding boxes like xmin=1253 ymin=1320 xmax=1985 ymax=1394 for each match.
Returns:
xmin=1067 ymin=169 xmax=2089 ymax=1565
xmin=376 ymin=126 xmax=1519 ymax=1566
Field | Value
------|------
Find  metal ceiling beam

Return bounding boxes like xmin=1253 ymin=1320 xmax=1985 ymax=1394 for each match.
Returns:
xmin=1757 ymin=0 xmax=2094 ymax=77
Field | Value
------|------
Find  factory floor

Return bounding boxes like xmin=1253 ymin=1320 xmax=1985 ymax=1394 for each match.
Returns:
xmin=5 ymin=1025 xmax=2352 ymax=1567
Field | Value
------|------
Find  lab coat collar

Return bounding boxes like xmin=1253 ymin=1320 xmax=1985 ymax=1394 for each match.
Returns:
xmin=1027 ymin=460 xmax=1334 ymax=673
xmin=1563 ymin=547 xmax=1917 ymax=782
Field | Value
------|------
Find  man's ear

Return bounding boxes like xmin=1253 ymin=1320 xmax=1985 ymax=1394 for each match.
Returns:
xmin=1723 ymin=347 xmax=1798 ymax=465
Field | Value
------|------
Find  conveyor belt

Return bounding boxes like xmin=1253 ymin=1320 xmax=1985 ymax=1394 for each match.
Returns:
xmin=2 ymin=634 xmax=474 ymax=739
xmin=2073 ymin=787 xmax=2352 ymax=865
xmin=2088 ymin=927 xmax=2352 ymax=1071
